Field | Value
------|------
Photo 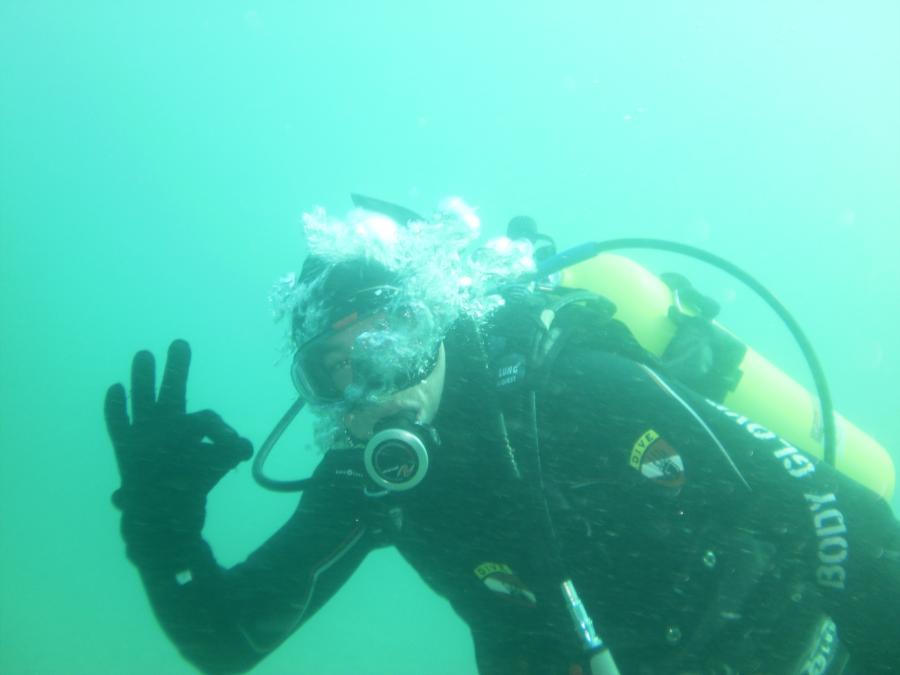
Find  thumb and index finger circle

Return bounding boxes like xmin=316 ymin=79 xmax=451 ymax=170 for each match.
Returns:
xmin=190 ymin=409 xmax=254 ymax=471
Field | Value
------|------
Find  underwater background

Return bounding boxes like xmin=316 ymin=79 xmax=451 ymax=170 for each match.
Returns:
xmin=2 ymin=2 xmax=898 ymax=674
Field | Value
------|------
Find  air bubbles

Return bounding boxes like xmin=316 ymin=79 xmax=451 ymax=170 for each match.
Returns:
xmin=273 ymin=196 xmax=536 ymax=368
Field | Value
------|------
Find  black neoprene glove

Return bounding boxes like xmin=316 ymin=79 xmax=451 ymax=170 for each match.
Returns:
xmin=105 ymin=340 xmax=252 ymax=553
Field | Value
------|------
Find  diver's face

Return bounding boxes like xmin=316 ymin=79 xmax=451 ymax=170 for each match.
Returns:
xmin=316 ymin=314 xmax=383 ymax=396
xmin=343 ymin=342 xmax=446 ymax=441
xmin=312 ymin=316 xmax=447 ymax=441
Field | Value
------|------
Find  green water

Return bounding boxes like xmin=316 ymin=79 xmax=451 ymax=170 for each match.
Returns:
xmin=2 ymin=2 xmax=898 ymax=674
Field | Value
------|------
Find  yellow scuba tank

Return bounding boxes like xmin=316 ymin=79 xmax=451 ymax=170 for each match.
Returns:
xmin=560 ymin=253 xmax=895 ymax=499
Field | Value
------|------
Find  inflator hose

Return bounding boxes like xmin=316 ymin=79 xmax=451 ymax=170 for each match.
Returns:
xmin=534 ymin=239 xmax=837 ymax=468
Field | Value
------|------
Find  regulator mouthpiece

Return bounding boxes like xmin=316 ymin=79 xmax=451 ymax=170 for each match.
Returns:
xmin=364 ymin=415 xmax=437 ymax=491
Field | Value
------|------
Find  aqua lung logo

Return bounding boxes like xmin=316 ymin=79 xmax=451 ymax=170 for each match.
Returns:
xmin=705 ymin=400 xmax=849 ymax=592
xmin=494 ymin=353 xmax=527 ymax=389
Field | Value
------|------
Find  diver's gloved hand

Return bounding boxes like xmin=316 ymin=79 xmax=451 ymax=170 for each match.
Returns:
xmin=104 ymin=340 xmax=253 ymax=538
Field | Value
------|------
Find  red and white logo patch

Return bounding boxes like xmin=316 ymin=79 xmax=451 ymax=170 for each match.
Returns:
xmin=629 ymin=429 xmax=685 ymax=488
xmin=474 ymin=562 xmax=537 ymax=607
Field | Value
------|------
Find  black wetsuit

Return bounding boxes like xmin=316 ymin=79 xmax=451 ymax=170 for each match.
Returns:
xmin=117 ymin=320 xmax=900 ymax=674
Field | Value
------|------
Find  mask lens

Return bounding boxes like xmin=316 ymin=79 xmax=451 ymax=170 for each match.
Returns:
xmin=292 ymin=313 xmax=385 ymax=403
xmin=292 ymin=308 xmax=439 ymax=405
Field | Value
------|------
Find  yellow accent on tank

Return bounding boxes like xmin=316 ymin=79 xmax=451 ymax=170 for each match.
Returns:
xmin=560 ymin=253 xmax=895 ymax=498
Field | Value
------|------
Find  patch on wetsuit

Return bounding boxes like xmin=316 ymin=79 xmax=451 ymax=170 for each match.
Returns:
xmin=474 ymin=562 xmax=537 ymax=607
xmin=795 ymin=617 xmax=843 ymax=675
xmin=629 ymin=429 xmax=685 ymax=488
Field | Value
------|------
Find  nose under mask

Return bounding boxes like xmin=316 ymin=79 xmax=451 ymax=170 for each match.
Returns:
xmin=344 ymin=342 xmax=447 ymax=442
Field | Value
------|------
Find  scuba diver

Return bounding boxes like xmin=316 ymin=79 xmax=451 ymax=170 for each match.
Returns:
xmin=105 ymin=196 xmax=900 ymax=674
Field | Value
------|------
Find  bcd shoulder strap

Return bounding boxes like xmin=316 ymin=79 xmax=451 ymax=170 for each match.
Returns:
xmin=484 ymin=286 xmax=660 ymax=396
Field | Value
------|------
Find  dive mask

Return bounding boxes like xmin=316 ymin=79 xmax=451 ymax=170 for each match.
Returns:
xmin=291 ymin=286 xmax=441 ymax=405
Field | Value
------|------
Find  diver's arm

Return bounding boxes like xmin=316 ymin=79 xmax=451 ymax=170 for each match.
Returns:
xmin=685 ymin=397 xmax=900 ymax=672
xmin=120 ymin=449 xmax=374 ymax=674
xmin=106 ymin=342 xmax=374 ymax=673
xmin=811 ymin=472 xmax=900 ymax=673
xmin=637 ymin=371 xmax=900 ymax=672
xmin=547 ymin=348 xmax=900 ymax=670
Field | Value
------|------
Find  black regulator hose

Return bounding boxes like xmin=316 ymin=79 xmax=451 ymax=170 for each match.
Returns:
xmin=252 ymin=397 xmax=317 ymax=492
xmin=534 ymin=239 xmax=837 ymax=468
